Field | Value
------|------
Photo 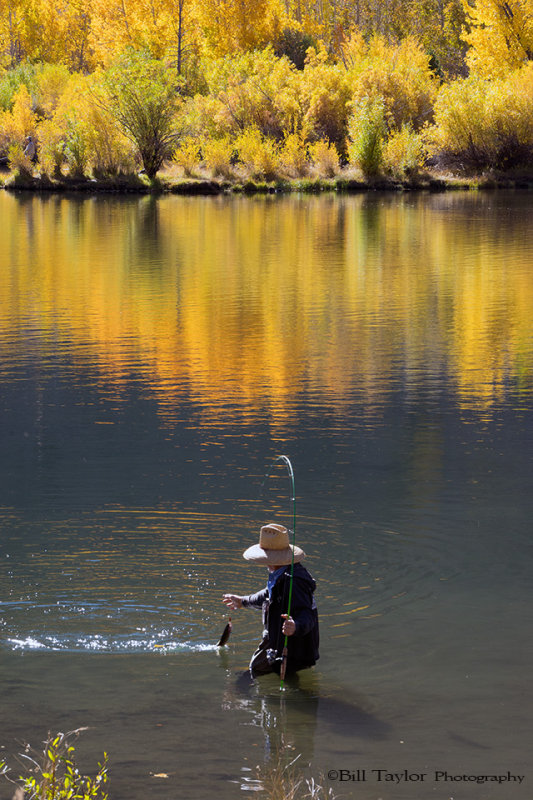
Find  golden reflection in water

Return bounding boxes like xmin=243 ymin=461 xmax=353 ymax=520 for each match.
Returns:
xmin=1 ymin=192 xmax=532 ymax=424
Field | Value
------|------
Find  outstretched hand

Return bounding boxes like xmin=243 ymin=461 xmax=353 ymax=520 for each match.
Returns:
xmin=281 ymin=613 xmax=296 ymax=636
xmin=222 ymin=594 xmax=243 ymax=610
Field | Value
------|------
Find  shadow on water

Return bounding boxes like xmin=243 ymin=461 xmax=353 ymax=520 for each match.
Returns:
xmin=221 ymin=658 xmax=390 ymax=766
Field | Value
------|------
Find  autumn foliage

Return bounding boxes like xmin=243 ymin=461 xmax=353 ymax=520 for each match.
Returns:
xmin=1 ymin=0 xmax=533 ymax=178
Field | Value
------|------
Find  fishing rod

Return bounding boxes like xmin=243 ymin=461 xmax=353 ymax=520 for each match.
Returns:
xmin=217 ymin=456 xmax=296 ymax=660
xmin=263 ymin=455 xmax=296 ymax=690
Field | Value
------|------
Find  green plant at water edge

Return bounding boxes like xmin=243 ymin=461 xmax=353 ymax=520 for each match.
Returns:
xmin=348 ymin=96 xmax=387 ymax=178
xmin=0 ymin=728 xmax=108 ymax=800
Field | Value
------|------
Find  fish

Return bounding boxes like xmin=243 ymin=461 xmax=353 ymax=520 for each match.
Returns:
xmin=217 ymin=617 xmax=232 ymax=647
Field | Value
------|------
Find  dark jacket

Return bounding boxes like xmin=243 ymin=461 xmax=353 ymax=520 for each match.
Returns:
xmin=243 ymin=563 xmax=319 ymax=673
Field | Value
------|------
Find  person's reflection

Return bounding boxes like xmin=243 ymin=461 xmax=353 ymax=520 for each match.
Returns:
xmin=220 ymin=660 xmax=319 ymax=764
xmin=220 ymin=652 xmax=390 ymax=767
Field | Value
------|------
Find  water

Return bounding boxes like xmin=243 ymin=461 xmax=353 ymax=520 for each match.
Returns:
xmin=1 ymin=190 xmax=532 ymax=799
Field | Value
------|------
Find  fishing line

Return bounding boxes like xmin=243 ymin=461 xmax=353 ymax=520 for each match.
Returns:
xmin=261 ymin=455 xmax=296 ymax=690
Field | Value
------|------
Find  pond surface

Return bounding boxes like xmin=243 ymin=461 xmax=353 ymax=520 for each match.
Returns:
xmin=0 ymin=189 xmax=532 ymax=800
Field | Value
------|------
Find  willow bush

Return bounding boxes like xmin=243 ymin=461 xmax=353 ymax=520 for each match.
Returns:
xmin=0 ymin=62 xmax=38 ymax=111
xmin=383 ymin=124 xmax=427 ymax=178
xmin=348 ymin=35 xmax=438 ymax=132
xmin=202 ymin=135 xmax=235 ymax=177
xmin=0 ymin=84 xmax=37 ymax=156
xmin=173 ymin=136 xmax=202 ymax=176
xmin=308 ymin=139 xmax=340 ymax=176
xmin=32 ymin=63 xmax=71 ymax=117
xmin=86 ymin=105 xmax=138 ymax=177
xmin=200 ymin=48 xmax=302 ymax=139
xmin=4 ymin=29 xmax=533 ymax=181
xmin=37 ymin=118 xmax=65 ymax=176
xmin=235 ymin=127 xmax=280 ymax=179
xmin=279 ymin=132 xmax=309 ymax=177
xmin=347 ymin=96 xmax=387 ymax=177
xmin=7 ymin=143 xmax=33 ymax=177
xmin=301 ymin=49 xmax=352 ymax=150
xmin=102 ymin=49 xmax=181 ymax=178
xmin=429 ymin=64 xmax=533 ymax=170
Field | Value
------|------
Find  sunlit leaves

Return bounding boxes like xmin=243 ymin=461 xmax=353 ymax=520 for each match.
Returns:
xmin=428 ymin=63 xmax=533 ymax=168
xmin=195 ymin=0 xmax=284 ymax=56
xmin=464 ymin=0 xmax=533 ymax=78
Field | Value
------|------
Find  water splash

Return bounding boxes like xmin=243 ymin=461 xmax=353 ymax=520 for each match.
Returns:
xmin=6 ymin=634 xmax=220 ymax=654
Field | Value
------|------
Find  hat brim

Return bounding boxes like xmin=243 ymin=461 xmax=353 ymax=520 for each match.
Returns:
xmin=243 ymin=544 xmax=305 ymax=565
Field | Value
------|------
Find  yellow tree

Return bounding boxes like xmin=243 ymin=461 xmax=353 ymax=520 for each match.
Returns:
xmin=89 ymin=0 xmax=139 ymax=63
xmin=90 ymin=0 xmax=197 ymax=73
xmin=195 ymin=0 xmax=284 ymax=55
xmin=0 ymin=0 xmax=36 ymax=66
xmin=137 ymin=0 xmax=200 ymax=75
xmin=28 ymin=0 xmax=94 ymax=71
xmin=463 ymin=0 xmax=533 ymax=77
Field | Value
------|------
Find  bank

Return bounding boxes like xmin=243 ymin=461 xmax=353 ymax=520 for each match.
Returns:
xmin=2 ymin=166 xmax=533 ymax=195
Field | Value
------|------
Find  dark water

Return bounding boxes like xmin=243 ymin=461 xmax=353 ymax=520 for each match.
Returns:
xmin=1 ymin=190 xmax=532 ymax=799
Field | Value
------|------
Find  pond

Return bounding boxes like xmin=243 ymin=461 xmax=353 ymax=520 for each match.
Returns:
xmin=1 ymin=189 xmax=532 ymax=800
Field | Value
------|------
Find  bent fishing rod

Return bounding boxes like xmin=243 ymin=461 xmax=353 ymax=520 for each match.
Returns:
xmin=264 ymin=454 xmax=297 ymax=690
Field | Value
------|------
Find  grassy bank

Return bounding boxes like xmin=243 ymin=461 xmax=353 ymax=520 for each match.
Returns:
xmin=2 ymin=165 xmax=533 ymax=195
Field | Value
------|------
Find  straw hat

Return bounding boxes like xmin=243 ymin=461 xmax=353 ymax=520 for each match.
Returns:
xmin=243 ymin=523 xmax=305 ymax=566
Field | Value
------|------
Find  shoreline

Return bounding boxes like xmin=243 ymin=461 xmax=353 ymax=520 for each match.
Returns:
xmin=2 ymin=169 xmax=533 ymax=195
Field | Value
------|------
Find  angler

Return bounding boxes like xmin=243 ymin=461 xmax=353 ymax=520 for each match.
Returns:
xmin=222 ymin=523 xmax=319 ymax=678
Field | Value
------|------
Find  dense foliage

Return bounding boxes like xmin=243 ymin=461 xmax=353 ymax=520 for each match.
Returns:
xmin=1 ymin=0 xmax=533 ymax=178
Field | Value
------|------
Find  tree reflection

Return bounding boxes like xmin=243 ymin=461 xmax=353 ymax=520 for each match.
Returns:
xmin=1 ymin=191 xmax=532 ymax=429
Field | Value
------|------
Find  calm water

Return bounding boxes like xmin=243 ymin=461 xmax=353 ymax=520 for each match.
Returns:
xmin=1 ymin=190 xmax=532 ymax=800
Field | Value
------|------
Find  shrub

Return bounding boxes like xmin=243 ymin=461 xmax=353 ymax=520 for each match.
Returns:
xmin=308 ymin=139 xmax=340 ymax=176
xmin=37 ymin=118 xmax=65 ymax=177
xmin=0 ymin=62 xmax=37 ymax=112
xmin=7 ymin=144 xmax=34 ymax=178
xmin=0 ymin=84 xmax=38 ymax=156
xmin=33 ymin=63 xmax=71 ymax=118
xmin=235 ymin=127 xmax=279 ymax=180
xmin=180 ymin=93 xmax=231 ymax=139
xmin=383 ymin=124 xmax=427 ymax=178
xmin=64 ymin=119 xmax=90 ymax=177
xmin=279 ymin=132 xmax=308 ymax=177
xmin=201 ymin=49 xmax=302 ymax=139
xmin=347 ymin=34 xmax=437 ymax=132
xmin=429 ymin=65 xmax=533 ymax=170
xmin=202 ymin=135 xmax=235 ymax=177
xmin=173 ymin=136 xmax=202 ymax=176
xmin=347 ymin=96 xmax=387 ymax=177
xmin=0 ymin=728 xmax=108 ymax=800
xmin=86 ymin=105 xmax=138 ymax=177
xmin=102 ymin=49 xmax=181 ymax=178
xmin=301 ymin=49 xmax=352 ymax=150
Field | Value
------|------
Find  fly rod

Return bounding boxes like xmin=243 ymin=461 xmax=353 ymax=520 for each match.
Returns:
xmin=264 ymin=454 xmax=297 ymax=690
